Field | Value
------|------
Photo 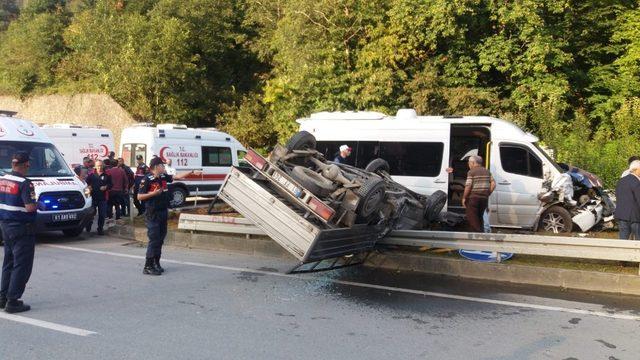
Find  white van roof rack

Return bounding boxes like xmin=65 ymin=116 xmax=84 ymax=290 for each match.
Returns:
xmin=157 ymin=123 xmax=188 ymax=130
xmin=309 ymin=111 xmax=387 ymax=121
xmin=42 ymin=123 xmax=105 ymax=129
xmin=132 ymin=122 xmax=155 ymax=127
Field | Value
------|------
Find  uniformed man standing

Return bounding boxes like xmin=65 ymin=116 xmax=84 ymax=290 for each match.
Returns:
xmin=137 ymin=157 xmax=173 ymax=275
xmin=0 ymin=152 xmax=37 ymax=313
xmin=133 ymin=155 xmax=149 ymax=216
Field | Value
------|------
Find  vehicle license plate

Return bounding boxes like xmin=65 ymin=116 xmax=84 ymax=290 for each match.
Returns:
xmin=52 ymin=213 xmax=77 ymax=222
xmin=272 ymin=172 xmax=303 ymax=197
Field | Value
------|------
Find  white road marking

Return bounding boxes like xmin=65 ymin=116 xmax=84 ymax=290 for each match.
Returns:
xmin=0 ymin=312 xmax=97 ymax=336
xmin=45 ymin=244 xmax=640 ymax=321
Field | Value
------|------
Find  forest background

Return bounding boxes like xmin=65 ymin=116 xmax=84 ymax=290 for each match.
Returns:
xmin=1 ymin=0 xmax=639 ymax=187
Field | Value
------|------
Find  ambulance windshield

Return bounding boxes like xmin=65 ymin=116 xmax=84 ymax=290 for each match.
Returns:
xmin=0 ymin=141 xmax=74 ymax=177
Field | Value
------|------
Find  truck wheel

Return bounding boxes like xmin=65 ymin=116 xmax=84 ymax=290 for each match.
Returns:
xmin=169 ymin=187 xmax=188 ymax=208
xmin=356 ymin=178 xmax=385 ymax=218
xmin=290 ymin=166 xmax=335 ymax=198
xmin=62 ymin=227 xmax=84 ymax=237
xmin=539 ymin=206 xmax=573 ymax=233
xmin=364 ymin=158 xmax=390 ymax=174
xmin=285 ymin=131 xmax=316 ymax=151
xmin=424 ymin=190 xmax=447 ymax=222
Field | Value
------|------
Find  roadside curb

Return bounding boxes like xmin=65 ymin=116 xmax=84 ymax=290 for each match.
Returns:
xmin=109 ymin=224 xmax=640 ymax=296
xmin=366 ymin=250 xmax=640 ymax=296
xmin=108 ymin=223 xmax=292 ymax=259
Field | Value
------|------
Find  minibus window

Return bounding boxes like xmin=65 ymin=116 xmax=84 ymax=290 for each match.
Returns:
xmin=380 ymin=142 xmax=444 ymax=177
xmin=202 ymin=146 xmax=232 ymax=166
xmin=499 ymin=145 xmax=543 ymax=178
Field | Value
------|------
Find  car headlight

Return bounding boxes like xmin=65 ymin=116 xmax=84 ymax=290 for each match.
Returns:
xmin=84 ymin=186 xmax=91 ymax=198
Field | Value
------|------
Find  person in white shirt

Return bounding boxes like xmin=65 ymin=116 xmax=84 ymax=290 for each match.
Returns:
xmin=165 ymin=159 xmax=177 ymax=176
xmin=621 ymin=156 xmax=640 ymax=178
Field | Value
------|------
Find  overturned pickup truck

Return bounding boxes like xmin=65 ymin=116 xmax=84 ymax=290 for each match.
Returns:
xmin=214 ymin=131 xmax=450 ymax=272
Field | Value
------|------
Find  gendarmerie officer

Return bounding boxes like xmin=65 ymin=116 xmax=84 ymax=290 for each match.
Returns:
xmin=137 ymin=157 xmax=173 ymax=275
xmin=0 ymin=152 xmax=37 ymax=313
xmin=133 ymin=155 xmax=149 ymax=216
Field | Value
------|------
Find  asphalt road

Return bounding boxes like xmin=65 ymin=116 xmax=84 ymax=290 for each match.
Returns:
xmin=0 ymin=234 xmax=639 ymax=360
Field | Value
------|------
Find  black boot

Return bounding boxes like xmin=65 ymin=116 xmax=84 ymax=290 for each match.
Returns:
xmin=0 ymin=295 xmax=6 ymax=309
xmin=154 ymin=256 xmax=165 ymax=273
xmin=5 ymin=299 xmax=31 ymax=314
xmin=143 ymin=257 xmax=161 ymax=275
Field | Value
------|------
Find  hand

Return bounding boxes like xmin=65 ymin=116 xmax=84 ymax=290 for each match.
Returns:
xmin=100 ymin=186 xmax=107 ymax=191
xmin=461 ymin=198 xmax=466 ymax=208
xmin=446 ymin=167 xmax=454 ymax=174
xmin=152 ymin=188 xmax=163 ymax=196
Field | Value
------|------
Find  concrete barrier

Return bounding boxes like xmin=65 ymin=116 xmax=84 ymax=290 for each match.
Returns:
xmin=109 ymin=223 xmax=640 ymax=296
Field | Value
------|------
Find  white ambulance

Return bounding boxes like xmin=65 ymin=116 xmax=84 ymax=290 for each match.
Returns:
xmin=0 ymin=114 xmax=93 ymax=238
xmin=41 ymin=124 xmax=115 ymax=168
xmin=119 ymin=123 xmax=246 ymax=207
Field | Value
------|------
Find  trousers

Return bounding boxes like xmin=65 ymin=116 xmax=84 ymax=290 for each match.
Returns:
xmin=618 ymin=220 xmax=640 ymax=240
xmin=466 ymin=196 xmax=488 ymax=233
xmin=146 ymin=210 xmax=168 ymax=258
xmin=0 ymin=221 xmax=36 ymax=300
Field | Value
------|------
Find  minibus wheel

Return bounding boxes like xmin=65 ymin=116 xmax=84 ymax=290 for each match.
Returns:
xmin=285 ymin=131 xmax=316 ymax=151
xmin=539 ymin=206 xmax=573 ymax=233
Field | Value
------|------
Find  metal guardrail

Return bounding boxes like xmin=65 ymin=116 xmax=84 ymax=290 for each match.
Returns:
xmin=178 ymin=214 xmax=640 ymax=272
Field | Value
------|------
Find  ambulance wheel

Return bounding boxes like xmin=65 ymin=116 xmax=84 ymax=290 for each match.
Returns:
xmin=356 ymin=178 xmax=385 ymax=218
xmin=539 ymin=206 xmax=573 ymax=234
xmin=63 ymin=227 xmax=84 ymax=237
xmin=285 ymin=131 xmax=316 ymax=151
xmin=169 ymin=187 xmax=188 ymax=208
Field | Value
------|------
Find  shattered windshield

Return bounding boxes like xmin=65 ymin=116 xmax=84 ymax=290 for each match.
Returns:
xmin=0 ymin=141 xmax=74 ymax=177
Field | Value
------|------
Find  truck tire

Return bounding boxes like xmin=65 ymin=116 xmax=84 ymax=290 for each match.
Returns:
xmin=62 ymin=227 xmax=84 ymax=237
xmin=538 ymin=206 xmax=573 ymax=233
xmin=356 ymin=178 xmax=385 ymax=218
xmin=285 ymin=131 xmax=316 ymax=151
xmin=290 ymin=166 xmax=336 ymax=198
xmin=364 ymin=158 xmax=390 ymax=174
xmin=169 ymin=186 xmax=188 ymax=208
xmin=424 ymin=190 xmax=447 ymax=222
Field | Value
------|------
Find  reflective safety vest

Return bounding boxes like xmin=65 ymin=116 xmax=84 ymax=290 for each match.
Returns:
xmin=0 ymin=174 xmax=36 ymax=222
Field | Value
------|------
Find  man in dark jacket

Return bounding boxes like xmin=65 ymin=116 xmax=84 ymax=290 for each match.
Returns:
xmin=615 ymin=160 xmax=640 ymax=239
xmin=86 ymin=160 xmax=112 ymax=235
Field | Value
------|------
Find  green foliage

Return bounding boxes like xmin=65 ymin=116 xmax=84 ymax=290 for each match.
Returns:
xmin=0 ymin=0 xmax=639 ymax=187
xmin=0 ymin=11 xmax=67 ymax=95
